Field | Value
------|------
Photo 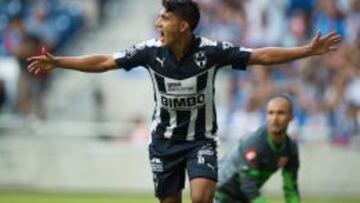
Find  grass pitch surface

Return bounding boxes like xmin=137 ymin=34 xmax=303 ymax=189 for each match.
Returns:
xmin=0 ymin=192 xmax=359 ymax=203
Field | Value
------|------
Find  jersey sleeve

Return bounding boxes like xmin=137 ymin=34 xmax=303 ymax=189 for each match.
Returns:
xmin=237 ymin=138 xmax=265 ymax=202
xmin=113 ymin=40 xmax=155 ymax=71
xmin=216 ymin=41 xmax=252 ymax=70
xmin=282 ymin=143 xmax=300 ymax=203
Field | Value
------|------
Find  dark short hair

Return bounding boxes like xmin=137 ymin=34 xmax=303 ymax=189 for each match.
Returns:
xmin=162 ymin=0 xmax=200 ymax=31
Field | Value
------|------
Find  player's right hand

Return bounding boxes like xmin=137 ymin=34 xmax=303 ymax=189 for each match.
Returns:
xmin=27 ymin=47 xmax=56 ymax=75
xmin=308 ymin=31 xmax=341 ymax=55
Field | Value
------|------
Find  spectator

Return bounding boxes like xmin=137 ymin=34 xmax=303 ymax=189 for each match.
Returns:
xmin=25 ymin=1 xmax=58 ymax=50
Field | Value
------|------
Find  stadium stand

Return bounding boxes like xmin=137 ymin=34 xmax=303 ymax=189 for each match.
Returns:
xmin=0 ymin=0 xmax=359 ymax=199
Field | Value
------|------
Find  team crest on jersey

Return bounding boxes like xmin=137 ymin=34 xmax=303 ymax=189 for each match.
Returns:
xmin=244 ymin=148 xmax=257 ymax=164
xmin=222 ymin=41 xmax=234 ymax=49
xmin=194 ymin=51 xmax=207 ymax=69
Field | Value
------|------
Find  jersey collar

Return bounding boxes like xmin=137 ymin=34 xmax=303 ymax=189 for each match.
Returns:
xmin=267 ymin=132 xmax=287 ymax=153
xmin=164 ymin=34 xmax=200 ymax=62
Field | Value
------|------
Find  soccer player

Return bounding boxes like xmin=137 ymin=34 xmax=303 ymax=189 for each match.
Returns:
xmin=26 ymin=1 xmax=340 ymax=203
xmin=215 ymin=95 xmax=300 ymax=203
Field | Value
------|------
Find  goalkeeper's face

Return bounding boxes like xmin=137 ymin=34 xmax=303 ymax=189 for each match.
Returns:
xmin=266 ymin=98 xmax=293 ymax=135
xmin=155 ymin=9 xmax=190 ymax=47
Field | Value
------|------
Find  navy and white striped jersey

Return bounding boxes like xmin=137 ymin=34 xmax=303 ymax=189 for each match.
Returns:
xmin=113 ymin=36 xmax=251 ymax=141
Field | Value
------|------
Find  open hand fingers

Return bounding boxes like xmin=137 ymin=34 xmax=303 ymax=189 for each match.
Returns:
xmin=27 ymin=61 xmax=41 ymax=73
xmin=323 ymin=32 xmax=341 ymax=44
xmin=27 ymin=55 xmax=44 ymax=62
xmin=314 ymin=31 xmax=321 ymax=42
xmin=27 ymin=51 xmax=53 ymax=62
xmin=27 ymin=60 xmax=47 ymax=75
xmin=35 ymin=68 xmax=41 ymax=75
xmin=329 ymin=35 xmax=342 ymax=44
xmin=323 ymin=32 xmax=337 ymax=40
xmin=26 ymin=54 xmax=53 ymax=74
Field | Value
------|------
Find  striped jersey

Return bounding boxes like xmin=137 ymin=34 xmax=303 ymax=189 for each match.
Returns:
xmin=113 ymin=36 xmax=251 ymax=141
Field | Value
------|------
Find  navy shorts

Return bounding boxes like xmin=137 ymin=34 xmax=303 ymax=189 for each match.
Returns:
xmin=148 ymin=138 xmax=218 ymax=198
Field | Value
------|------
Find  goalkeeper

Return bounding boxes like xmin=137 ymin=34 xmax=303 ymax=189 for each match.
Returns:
xmin=215 ymin=95 xmax=300 ymax=203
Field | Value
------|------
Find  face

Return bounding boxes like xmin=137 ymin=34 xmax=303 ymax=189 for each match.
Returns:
xmin=266 ymin=98 xmax=293 ymax=135
xmin=155 ymin=9 xmax=188 ymax=46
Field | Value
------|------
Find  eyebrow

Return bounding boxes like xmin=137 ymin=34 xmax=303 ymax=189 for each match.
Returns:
xmin=160 ymin=12 xmax=170 ymax=19
xmin=267 ymin=109 xmax=288 ymax=113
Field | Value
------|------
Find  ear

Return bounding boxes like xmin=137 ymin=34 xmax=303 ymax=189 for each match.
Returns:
xmin=180 ymin=21 xmax=190 ymax=33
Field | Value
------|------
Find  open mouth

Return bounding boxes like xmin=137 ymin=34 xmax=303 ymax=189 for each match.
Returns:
xmin=159 ymin=31 xmax=165 ymax=42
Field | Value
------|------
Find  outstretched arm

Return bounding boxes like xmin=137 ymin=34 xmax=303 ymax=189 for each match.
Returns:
xmin=27 ymin=48 xmax=117 ymax=74
xmin=249 ymin=32 xmax=341 ymax=65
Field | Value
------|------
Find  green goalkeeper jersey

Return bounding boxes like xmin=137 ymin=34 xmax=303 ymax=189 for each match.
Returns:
xmin=215 ymin=126 xmax=300 ymax=203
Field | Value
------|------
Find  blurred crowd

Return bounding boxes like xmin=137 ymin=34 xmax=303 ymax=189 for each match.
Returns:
xmin=196 ymin=0 xmax=360 ymax=145
xmin=0 ymin=0 xmax=105 ymax=119
xmin=0 ymin=0 xmax=359 ymax=146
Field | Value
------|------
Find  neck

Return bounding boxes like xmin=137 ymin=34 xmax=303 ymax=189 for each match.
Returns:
xmin=169 ymin=32 xmax=193 ymax=61
xmin=268 ymin=130 xmax=285 ymax=145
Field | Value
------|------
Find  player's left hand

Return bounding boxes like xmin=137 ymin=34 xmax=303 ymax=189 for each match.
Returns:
xmin=308 ymin=31 xmax=342 ymax=55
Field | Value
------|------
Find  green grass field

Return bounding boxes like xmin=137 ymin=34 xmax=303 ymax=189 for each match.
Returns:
xmin=0 ymin=192 xmax=359 ymax=203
